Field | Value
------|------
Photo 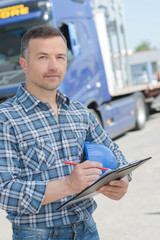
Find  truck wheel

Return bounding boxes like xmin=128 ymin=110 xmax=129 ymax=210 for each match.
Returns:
xmin=134 ymin=93 xmax=147 ymax=130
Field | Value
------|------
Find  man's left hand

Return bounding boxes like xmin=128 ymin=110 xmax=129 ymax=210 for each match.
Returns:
xmin=97 ymin=175 xmax=129 ymax=200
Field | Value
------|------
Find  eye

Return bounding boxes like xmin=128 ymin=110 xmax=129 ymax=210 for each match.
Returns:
xmin=57 ymin=55 xmax=66 ymax=60
xmin=39 ymin=55 xmax=47 ymax=60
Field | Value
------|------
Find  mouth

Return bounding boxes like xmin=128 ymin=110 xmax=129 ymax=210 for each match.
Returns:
xmin=44 ymin=74 xmax=59 ymax=79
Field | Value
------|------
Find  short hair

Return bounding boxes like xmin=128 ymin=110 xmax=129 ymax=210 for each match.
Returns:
xmin=20 ymin=25 xmax=67 ymax=58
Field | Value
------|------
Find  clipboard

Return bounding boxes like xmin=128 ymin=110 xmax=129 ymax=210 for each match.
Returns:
xmin=57 ymin=157 xmax=151 ymax=210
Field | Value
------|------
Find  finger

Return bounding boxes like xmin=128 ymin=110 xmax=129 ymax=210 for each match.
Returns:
xmin=109 ymin=179 xmax=128 ymax=187
xmin=81 ymin=160 xmax=103 ymax=169
xmin=97 ymin=187 xmax=122 ymax=199
xmin=84 ymin=168 xmax=102 ymax=176
xmin=74 ymin=164 xmax=102 ymax=177
xmin=86 ymin=175 xmax=101 ymax=184
xmin=97 ymin=186 xmax=127 ymax=200
xmin=98 ymin=185 xmax=121 ymax=193
xmin=98 ymin=184 xmax=127 ymax=193
xmin=103 ymin=192 xmax=124 ymax=200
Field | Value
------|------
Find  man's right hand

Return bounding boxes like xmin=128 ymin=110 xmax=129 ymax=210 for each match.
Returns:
xmin=66 ymin=160 xmax=102 ymax=194
xmin=42 ymin=161 xmax=102 ymax=205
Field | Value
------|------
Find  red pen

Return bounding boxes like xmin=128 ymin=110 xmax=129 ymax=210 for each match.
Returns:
xmin=64 ymin=161 xmax=110 ymax=171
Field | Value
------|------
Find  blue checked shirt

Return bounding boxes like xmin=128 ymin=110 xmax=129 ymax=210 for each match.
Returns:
xmin=0 ymin=84 xmax=129 ymax=228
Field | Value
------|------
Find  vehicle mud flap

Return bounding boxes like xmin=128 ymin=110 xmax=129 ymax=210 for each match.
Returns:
xmin=133 ymin=92 xmax=147 ymax=130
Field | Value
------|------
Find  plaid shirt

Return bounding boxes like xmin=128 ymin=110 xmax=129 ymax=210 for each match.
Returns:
xmin=0 ymin=84 xmax=128 ymax=228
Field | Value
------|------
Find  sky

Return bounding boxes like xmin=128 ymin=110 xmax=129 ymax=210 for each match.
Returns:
xmin=122 ymin=0 xmax=160 ymax=51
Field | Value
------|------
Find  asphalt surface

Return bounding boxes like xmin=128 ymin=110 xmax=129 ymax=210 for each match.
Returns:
xmin=0 ymin=112 xmax=160 ymax=240
xmin=93 ymin=112 xmax=160 ymax=240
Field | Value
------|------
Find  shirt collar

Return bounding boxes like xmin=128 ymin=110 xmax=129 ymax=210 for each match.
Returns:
xmin=56 ymin=89 xmax=70 ymax=108
xmin=16 ymin=83 xmax=70 ymax=112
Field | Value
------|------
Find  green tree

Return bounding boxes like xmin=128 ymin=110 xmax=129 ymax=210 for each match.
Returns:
xmin=135 ymin=41 xmax=151 ymax=52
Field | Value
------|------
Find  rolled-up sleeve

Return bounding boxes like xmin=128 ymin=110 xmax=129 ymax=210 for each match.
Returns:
xmin=0 ymin=120 xmax=47 ymax=214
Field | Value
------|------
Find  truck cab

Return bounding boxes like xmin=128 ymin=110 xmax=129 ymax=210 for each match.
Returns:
xmin=1 ymin=0 xmax=152 ymax=138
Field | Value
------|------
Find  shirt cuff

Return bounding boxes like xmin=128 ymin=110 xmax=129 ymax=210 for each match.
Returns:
xmin=21 ymin=180 xmax=48 ymax=214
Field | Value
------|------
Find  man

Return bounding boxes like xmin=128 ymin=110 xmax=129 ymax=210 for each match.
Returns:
xmin=0 ymin=26 xmax=129 ymax=240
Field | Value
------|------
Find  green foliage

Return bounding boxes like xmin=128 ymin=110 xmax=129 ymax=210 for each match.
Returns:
xmin=135 ymin=41 xmax=152 ymax=52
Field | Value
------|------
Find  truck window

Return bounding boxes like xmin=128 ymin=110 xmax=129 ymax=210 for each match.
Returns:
xmin=0 ymin=0 xmax=54 ymax=65
xmin=59 ymin=22 xmax=80 ymax=66
xmin=0 ymin=0 xmax=54 ymax=92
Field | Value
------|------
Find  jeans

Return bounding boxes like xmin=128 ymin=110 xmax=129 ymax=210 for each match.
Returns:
xmin=12 ymin=216 xmax=100 ymax=240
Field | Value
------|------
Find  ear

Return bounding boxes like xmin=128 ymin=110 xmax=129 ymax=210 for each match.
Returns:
xmin=19 ymin=57 xmax=28 ymax=73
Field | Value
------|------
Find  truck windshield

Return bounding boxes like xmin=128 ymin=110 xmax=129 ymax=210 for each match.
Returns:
xmin=0 ymin=0 xmax=54 ymax=90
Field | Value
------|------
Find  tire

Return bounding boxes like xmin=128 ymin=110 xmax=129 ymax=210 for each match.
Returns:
xmin=133 ymin=93 xmax=147 ymax=130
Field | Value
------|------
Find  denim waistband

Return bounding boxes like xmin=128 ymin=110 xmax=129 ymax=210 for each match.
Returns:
xmin=12 ymin=216 xmax=92 ymax=233
xmin=12 ymin=216 xmax=99 ymax=240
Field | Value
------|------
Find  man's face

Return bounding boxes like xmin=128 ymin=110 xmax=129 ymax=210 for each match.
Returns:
xmin=20 ymin=36 xmax=67 ymax=94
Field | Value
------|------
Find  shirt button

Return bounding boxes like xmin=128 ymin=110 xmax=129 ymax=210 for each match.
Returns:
xmin=73 ymin=224 xmax=77 ymax=229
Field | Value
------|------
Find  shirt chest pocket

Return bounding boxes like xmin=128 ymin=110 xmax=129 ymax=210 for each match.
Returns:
xmin=19 ymin=138 xmax=55 ymax=174
xmin=72 ymin=128 xmax=87 ymax=159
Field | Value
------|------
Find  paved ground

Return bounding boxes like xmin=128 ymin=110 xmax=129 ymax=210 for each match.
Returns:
xmin=0 ymin=112 xmax=160 ymax=239
xmin=93 ymin=112 xmax=160 ymax=239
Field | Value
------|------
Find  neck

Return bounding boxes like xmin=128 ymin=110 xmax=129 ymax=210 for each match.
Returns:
xmin=25 ymin=83 xmax=57 ymax=106
xmin=24 ymin=82 xmax=59 ymax=118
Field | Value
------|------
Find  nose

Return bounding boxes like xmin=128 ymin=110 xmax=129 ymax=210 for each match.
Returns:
xmin=48 ymin=57 xmax=58 ymax=71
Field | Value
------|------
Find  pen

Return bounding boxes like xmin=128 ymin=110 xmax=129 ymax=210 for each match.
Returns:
xmin=64 ymin=161 xmax=110 ymax=171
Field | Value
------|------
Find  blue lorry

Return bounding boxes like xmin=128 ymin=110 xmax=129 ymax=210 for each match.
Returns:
xmin=0 ymin=0 xmax=160 ymax=138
